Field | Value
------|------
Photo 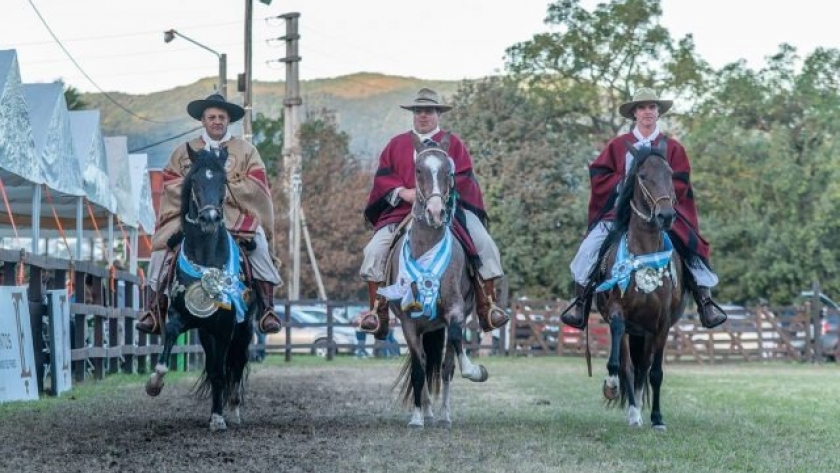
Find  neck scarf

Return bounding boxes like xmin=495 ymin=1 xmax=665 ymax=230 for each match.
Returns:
xmin=625 ymin=124 xmax=661 ymax=174
xmin=201 ymin=129 xmax=232 ymax=156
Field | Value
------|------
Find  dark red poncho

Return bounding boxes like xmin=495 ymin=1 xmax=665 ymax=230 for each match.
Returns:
xmin=588 ymin=132 xmax=710 ymax=260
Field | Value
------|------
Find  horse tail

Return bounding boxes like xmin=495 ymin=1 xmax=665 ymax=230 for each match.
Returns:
xmin=192 ymin=320 xmax=252 ymax=404
xmin=393 ymin=328 xmax=446 ymax=407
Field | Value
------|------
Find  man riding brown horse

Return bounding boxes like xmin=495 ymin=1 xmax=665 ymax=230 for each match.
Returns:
xmin=563 ymin=88 xmax=727 ymax=330
xmin=357 ymin=88 xmax=509 ymax=338
xmin=136 ymin=93 xmax=283 ymax=336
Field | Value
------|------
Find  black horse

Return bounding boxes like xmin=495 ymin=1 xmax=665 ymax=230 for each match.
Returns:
xmin=145 ymin=145 xmax=256 ymax=432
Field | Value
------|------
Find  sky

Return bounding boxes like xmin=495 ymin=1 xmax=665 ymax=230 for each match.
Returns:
xmin=3 ymin=0 xmax=840 ymax=96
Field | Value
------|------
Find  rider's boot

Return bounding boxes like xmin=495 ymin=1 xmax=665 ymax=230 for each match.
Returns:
xmin=256 ymin=280 xmax=282 ymax=334
xmin=358 ymin=281 xmax=390 ymax=340
xmin=691 ymin=284 xmax=728 ymax=329
xmin=136 ymin=287 xmax=165 ymax=335
xmin=475 ymin=277 xmax=510 ymax=332
xmin=560 ymin=282 xmax=590 ymax=330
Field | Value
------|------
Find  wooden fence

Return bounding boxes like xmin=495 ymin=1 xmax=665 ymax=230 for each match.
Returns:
xmin=2 ymin=247 xmax=831 ymax=397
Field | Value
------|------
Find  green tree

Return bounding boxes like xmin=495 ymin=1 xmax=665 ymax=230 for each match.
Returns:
xmin=270 ymin=110 xmax=370 ymax=300
xmin=63 ymin=84 xmax=88 ymax=110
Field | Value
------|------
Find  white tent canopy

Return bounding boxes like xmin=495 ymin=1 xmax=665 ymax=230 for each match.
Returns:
xmin=104 ymin=136 xmax=138 ymax=229
xmin=129 ymin=153 xmax=156 ymax=235
xmin=70 ymin=109 xmax=116 ymax=217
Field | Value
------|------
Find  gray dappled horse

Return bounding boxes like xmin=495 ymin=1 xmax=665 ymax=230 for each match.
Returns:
xmin=145 ymin=145 xmax=256 ymax=432
xmin=387 ymin=134 xmax=488 ymax=428
xmin=594 ymin=141 xmax=687 ymax=431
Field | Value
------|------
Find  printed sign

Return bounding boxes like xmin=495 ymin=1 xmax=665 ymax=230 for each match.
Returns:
xmin=0 ymin=286 xmax=39 ymax=403
xmin=48 ymin=290 xmax=72 ymax=395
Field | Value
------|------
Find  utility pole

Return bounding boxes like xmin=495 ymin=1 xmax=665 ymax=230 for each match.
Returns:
xmin=243 ymin=0 xmax=255 ymax=142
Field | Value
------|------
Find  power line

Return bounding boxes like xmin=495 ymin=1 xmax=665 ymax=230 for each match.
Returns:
xmin=128 ymin=126 xmax=203 ymax=153
xmin=26 ymin=0 xmax=175 ymax=124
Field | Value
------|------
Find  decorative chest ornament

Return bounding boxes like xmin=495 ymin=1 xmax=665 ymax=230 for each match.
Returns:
xmin=596 ymin=233 xmax=674 ymax=297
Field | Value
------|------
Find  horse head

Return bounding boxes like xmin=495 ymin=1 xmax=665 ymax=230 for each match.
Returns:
xmin=183 ymin=144 xmax=228 ymax=234
xmin=411 ymin=134 xmax=454 ymax=228
xmin=624 ymin=141 xmax=677 ymax=231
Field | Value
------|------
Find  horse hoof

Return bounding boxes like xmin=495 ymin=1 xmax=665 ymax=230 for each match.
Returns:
xmin=228 ymin=407 xmax=241 ymax=426
xmin=602 ymin=379 xmax=619 ymax=401
xmin=652 ymin=424 xmax=667 ymax=432
xmin=467 ymin=365 xmax=488 ymax=383
xmin=436 ymin=419 xmax=452 ymax=429
xmin=145 ymin=377 xmax=164 ymax=397
xmin=408 ymin=421 xmax=424 ymax=429
xmin=210 ymin=414 xmax=227 ymax=432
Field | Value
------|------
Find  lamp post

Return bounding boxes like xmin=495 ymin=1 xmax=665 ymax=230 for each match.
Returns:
xmin=243 ymin=0 xmax=273 ymax=142
xmin=164 ymin=29 xmax=227 ymax=98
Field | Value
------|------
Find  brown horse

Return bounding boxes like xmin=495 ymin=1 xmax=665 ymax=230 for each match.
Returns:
xmin=593 ymin=141 xmax=687 ymax=431
xmin=384 ymin=134 xmax=488 ymax=428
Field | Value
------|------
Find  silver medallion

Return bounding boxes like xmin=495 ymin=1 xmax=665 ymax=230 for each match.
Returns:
xmin=634 ymin=267 xmax=661 ymax=293
xmin=185 ymin=282 xmax=219 ymax=318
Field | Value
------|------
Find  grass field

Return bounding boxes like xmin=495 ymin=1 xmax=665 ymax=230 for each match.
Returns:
xmin=1 ymin=356 xmax=838 ymax=473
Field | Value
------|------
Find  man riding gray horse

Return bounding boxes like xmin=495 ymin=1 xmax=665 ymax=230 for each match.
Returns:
xmin=358 ymin=88 xmax=510 ymax=338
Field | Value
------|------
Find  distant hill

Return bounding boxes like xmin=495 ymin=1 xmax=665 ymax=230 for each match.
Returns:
xmin=81 ymin=73 xmax=461 ymax=169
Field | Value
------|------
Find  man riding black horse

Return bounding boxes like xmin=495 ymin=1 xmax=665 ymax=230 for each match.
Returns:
xmin=137 ymin=93 xmax=283 ymax=336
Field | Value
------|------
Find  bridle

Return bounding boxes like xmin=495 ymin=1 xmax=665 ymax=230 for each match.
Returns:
xmin=184 ymin=174 xmax=224 ymax=226
xmin=629 ymin=155 xmax=675 ymax=224
xmin=413 ymin=149 xmax=456 ymax=226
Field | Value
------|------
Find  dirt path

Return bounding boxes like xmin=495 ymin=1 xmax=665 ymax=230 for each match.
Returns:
xmin=0 ymin=360 xmax=422 ymax=473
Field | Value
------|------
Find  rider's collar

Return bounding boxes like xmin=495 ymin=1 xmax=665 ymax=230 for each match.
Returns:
xmin=412 ymin=127 xmax=440 ymax=143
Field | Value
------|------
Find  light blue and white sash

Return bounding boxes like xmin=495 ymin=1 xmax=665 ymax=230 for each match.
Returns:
xmin=177 ymin=232 xmax=248 ymax=322
xmin=378 ymin=228 xmax=453 ymax=320
xmin=596 ymin=232 xmax=673 ymax=296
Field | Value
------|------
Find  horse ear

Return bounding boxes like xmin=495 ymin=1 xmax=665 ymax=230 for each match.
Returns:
xmin=625 ymin=141 xmax=639 ymax=159
xmin=186 ymin=143 xmax=198 ymax=162
xmin=440 ymin=133 xmax=451 ymax=153
xmin=655 ymin=137 xmax=667 ymax=157
xmin=411 ymin=133 xmax=424 ymax=153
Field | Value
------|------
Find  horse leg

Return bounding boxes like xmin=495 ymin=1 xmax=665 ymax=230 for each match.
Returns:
xmin=408 ymin=353 xmax=426 ymax=428
xmin=227 ymin=320 xmax=253 ymax=426
xmin=450 ymin=317 xmax=488 ymax=382
xmin=145 ymin=310 xmax=185 ymax=397
xmin=623 ymin=335 xmax=642 ymax=427
xmin=438 ymin=332 xmax=456 ymax=429
xmin=603 ymin=307 xmax=623 ymax=402
xmin=200 ymin=329 xmax=230 ymax=432
xmin=650 ymin=347 xmax=666 ymax=431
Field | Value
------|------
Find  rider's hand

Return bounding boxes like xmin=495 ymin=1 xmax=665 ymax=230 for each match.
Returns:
xmin=240 ymin=238 xmax=257 ymax=252
xmin=399 ymin=188 xmax=416 ymax=204
xmin=166 ymin=230 xmax=184 ymax=251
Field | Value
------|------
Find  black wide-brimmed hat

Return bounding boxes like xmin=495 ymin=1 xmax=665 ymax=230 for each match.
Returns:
xmin=187 ymin=93 xmax=246 ymax=122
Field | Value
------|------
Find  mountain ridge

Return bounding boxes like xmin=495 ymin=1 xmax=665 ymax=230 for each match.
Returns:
xmin=81 ymin=73 xmax=463 ymax=168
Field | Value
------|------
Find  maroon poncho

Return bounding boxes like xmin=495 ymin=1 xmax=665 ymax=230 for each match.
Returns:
xmin=588 ymin=132 xmax=710 ymax=260
xmin=364 ymin=130 xmax=487 ymax=258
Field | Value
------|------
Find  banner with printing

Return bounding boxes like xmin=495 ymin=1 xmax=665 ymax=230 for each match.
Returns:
xmin=48 ymin=289 xmax=72 ymax=395
xmin=0 ymin=286 xmax=38 ymax=403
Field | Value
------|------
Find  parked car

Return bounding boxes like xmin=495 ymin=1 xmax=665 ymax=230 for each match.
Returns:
xmin=268 ymin=305 xmax=358 ymax=357
xmin=793 ymin=291 xmax=840 ymax=361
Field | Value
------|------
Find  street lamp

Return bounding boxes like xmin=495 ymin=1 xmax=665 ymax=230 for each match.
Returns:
xmin=164 ymin=29 xmax=227 ymax=98
xmin=243 ymin=0 xmax=273 ymax=142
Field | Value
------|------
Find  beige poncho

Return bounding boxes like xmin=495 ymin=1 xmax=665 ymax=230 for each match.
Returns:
xmin=151 ymin=136 xmax=275 ymax=252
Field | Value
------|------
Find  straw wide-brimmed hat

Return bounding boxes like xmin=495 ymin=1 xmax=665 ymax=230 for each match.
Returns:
xmin=618 ymin=88 xmax=673 ymax=119
xmin=187 ymin=93 xmax=246 ymax=122
xmin=400 ymin=88 xmax=452 ymax=113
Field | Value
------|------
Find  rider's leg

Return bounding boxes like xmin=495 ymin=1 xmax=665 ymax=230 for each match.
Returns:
xmin=248 ymin=226 xmax=283 ymax=334
xmin=562 ymin=222 xmax=612 ymax=329
xmin=137 ymin=249 xmax=169 ymax=335
xmin=358 ymin=225 xmax=394 ymax=340
xmin=685 ymin=258 xmax=727 ymax=329
xmin=463 ymin=210 xmax=510 ymax=332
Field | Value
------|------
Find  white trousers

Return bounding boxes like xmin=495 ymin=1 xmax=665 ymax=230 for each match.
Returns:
xmin=359 ymin=209 xmax=503 ymax=282
xmin=148 ymin=226 xmax=281 ymax=289
xmin=569 ymin=221 xmax=719 ymax=287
